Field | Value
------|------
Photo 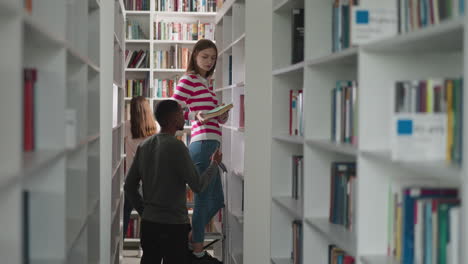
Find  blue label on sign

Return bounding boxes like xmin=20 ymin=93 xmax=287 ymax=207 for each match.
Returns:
xmin=397 ymin=119 xmax=413 ymax=135
xmin=356 ymin=10 xmax=369 ymax=24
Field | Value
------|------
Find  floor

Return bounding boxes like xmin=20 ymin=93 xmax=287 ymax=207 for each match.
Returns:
xmin=123 ymin=250 xmax=142 ymax=264
xmin=122 ymin=249 xmax=217 ymax=264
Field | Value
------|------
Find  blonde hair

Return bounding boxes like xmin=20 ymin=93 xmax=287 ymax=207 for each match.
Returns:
xmin=130 ymin=96 xmax=157 ymax=138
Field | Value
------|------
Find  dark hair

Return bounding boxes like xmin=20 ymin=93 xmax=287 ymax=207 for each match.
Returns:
xmin=155 ymin=100 xmax=180 ymax=127
xmin=130 ymin=96 xmax=157 ymax=139
xmin=186 ymin=39 xmax=218 ymax=78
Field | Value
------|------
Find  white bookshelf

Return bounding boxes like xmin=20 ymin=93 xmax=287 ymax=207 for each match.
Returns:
xmin=215 ymin=1 xmax=246 ymax=263
xmin=121 ymin=1 xmax=224 ymax=257
xmin=265 ymin=0 xmax=468 ymax=264
xmin=0 ymin=0 xmax=118 ymax=263
xmin=123 ymin=4 xmax=217 ymax=110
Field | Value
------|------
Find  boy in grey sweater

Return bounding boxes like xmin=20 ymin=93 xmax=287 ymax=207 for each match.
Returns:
xmin=124 ymin=99 xmax=222 ymax=264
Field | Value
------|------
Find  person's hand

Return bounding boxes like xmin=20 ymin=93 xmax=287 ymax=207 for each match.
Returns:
xmin=218 ymin=111 xmax=229 ymax=121
xmin=196 ymin=111 xmax=210 ymax=124
xmin=210 ymin=148 xmax=223 ymax=165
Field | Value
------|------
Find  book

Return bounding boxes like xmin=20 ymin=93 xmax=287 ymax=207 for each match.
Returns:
xmin=204 ymin=103 xmax=233 ymax=119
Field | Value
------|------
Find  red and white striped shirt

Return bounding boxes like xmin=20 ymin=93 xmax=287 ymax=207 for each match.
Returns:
xmin=172 ymin=74 xmax=226 ymax=143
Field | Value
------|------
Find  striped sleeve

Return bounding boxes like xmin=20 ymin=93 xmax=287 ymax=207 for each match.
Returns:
xmin=172 ymin=76 xmax=197 ymax=121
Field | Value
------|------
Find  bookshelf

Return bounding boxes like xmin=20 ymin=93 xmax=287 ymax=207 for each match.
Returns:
xmin=264 ymin=0 xmax=468 ymax=264
xmin=215 ymin=0 xmax=246 ymax=263
xmin=121 ymin=1 xmax=224 ymax=257
xmin=0 ymin=0 xmax=120 ymax=263
xmin=123 ymin=1 xmax=216 ymax=110
xmin=112 ymin=0 xmax=126 ymax=263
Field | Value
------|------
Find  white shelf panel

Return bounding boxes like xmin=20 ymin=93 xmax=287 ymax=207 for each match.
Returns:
xmin=23 ymin=12 xmax=66 ymax=48
xmin=361 ymin=256 xmax=398 ymax=264
xmin=205 ymin=232 xmax=223 ymax=240
xmin=273 ymin=0 xmax=303 ymax=13
xmin=232 ymin=170 xmax=245 ymax=180
xmin=153 ymin=68 xmax=186 ymax=72
xmin=221 ymin=125 xmax=245 ymax=132
xmin=30 ymin=259 xmax=63 ymax=264
xmin=272 ymin=62 xmax=305 ymax=76
xmin=215 ymin=0 xmax=236 ymax=24
xmin=272 ymin=196 xmax=303 ymax=219
xmin=0 ymin=1 xmax=18 ymax=16
xmin=219 ymin=33 xmax=246 ymax=56
xmin=114 ymin=33 xmax=123 ymax=50
xmin=361 ymin=150 xmax=461 ymax=182
xmin=305 ymin=139 xmax=357 ymax=157
xmin=67 ymin=217 xmax=88 ymax=256
xmin=112 ymin=156 xmax=124 ymax=179
xmin=125 ymin=39 xmax=151 ymax=43
xmin=231 ymin=253 xmax=243 ymax=264
xmin=153 ymin=40 xmax=199 ymax=44
xmin=231 ymin=210 xmax=244 ymax=224
xmin=125 ymin=11 xmax=151 ymax=15
xmin=214 ymin=221 xmax=223 ymax=233
xmin=305 ymin=218 xmax=357 ymax=256
xmin=214 ymin=82 xmax=245 ymax=92
xmin=306 ymin=47 xmax=358 ymax=67
xmin=363 ymin=17 xmax=464 ymax=53
xmin=111 ymin=193 xmax=123 ymax=223
xmin=273 ymin=134 xmax=304 ymax=145
xmin=89 ymin=0 xmax=100 ymax=11
xmin=125 ymin=68 xmax=151 ymax=72
xmin=154 ymin=11 xmax=216 ymax=17
xmin=271 ymin=258 xmax=293 ymax=264
xmin=22 ymin=149 xmax=67 ymax=178
xmin=67 ymin=47 xmax=101 ymax=72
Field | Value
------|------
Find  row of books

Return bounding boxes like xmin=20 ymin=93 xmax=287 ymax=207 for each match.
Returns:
xmin=154 ymin=77 xmax=180 ymax=98
xmin=332 ymin=1 xmax=354 ymax=52
xmin=154 ymin=21 xmax=215 ymax=41
xmin=398 ymin=0 xmax=465 ymax=34
xmin=329 ymin=162 xmax=356 ymax=231
xmin=125 ymin=49 xmax=150 ymax=68
xmin=186 ymin=188 xmax=194 ymax=204
xmin=25 ymin=0 xmax=33 ymax=13
xmin=289 ymin=90 xmax=304 ymax=136
xmin=228 ymin=55 xmax=232 ymax=85
xmin=155 ymin=0 xmax=217 ymax=12
xmin=126 ymin=78 xmax=150 ymax=97
xmin=387 ymin=186 xmax=460 ymax=264
xmin=154 ymin=46 xmax=191 ymax=69
xmin=126 ymin=217 xmax=141 ymax=238
xmin=124 ymin=0 xmax=150 ymax=11
xmin=328 ymin=245 xmax=355 ymax=264
xmin=24 ymin=69 xmax=37 ymax=152
xmin=291 ymin=220 xmax=303 ymax=264
xmin=331 ymin=81 xmax=358 ymax=145
xmin=392 ymin=78 xmax=463 ymax=164
xmin=291 ymin=156 xmax=304 ymax=201
xmin=127 ymin=20 xmax=148 ymax=40
xmin=292 ymin=8 xmax=304 ymax=64
xmin=332 ymin=0 xmax=465 ymax=52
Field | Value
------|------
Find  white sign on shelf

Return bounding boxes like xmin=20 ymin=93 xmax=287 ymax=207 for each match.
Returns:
xmin=391 ymin=113 xmax=447 ymax=161
xmin=351 ymin=6 xmax=398 ymax=45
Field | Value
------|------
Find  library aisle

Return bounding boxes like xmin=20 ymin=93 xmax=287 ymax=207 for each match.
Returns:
xmin=4 ymin=0 xmax=468 ymax=264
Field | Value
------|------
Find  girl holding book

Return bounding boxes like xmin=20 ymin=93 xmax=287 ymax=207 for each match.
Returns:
xmin=123 ymin=96 xmax=157 ymax=238
xmin=172 ymin=39 xmax=228 ymax=263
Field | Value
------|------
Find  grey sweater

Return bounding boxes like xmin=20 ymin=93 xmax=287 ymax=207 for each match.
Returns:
xmin=124 ymin=133 xmax=217 ymax=224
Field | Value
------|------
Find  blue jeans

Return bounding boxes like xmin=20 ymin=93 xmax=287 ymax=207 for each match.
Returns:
xmin=188 ymin=140 xmax=225 ymax=243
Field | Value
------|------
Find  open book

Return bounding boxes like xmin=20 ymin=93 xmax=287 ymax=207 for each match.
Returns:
xmin=204 ymin=103 xmax=234 ymax=119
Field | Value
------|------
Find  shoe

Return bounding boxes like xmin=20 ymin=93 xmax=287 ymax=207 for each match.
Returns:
xmin=191 ymin=251 xmax=222 ymax=264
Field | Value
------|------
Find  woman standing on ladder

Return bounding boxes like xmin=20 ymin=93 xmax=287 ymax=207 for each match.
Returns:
xmin=172 ymin=39 xmax=228 ymax=264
